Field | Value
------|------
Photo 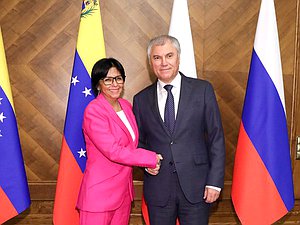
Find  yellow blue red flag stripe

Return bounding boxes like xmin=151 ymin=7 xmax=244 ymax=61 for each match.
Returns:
xmin=53 ymin=1 xmax=106 ymax=224
xmin=0 ymin=27 xmax=31 ymax=224
xmin=231 ymin=0 xmax=294 ymax=224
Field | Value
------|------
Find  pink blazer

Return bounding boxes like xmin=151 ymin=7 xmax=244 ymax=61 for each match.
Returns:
xmin=76 ymin=94 xmax=157 ymax=212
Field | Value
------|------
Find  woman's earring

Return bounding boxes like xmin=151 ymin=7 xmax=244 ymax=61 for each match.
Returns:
xmin=97 ymin=88 xmax=100 ymax=95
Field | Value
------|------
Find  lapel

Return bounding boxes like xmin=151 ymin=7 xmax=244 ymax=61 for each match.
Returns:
xmin=173 ymin=73 xmax=193 ymax=134
xmin=149 ymin=81 xmax=174 ymax=137
xmin=97 ymin=94 xmax=135 ymax=145
xmin=119 ymin=98 xmax=139 ymax=147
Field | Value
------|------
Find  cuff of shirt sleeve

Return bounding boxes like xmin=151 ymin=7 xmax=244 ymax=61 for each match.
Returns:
xmin=206 ymin=185 xmax=221 ymax=192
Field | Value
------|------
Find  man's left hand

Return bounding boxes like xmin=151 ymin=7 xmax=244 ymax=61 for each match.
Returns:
xmin=203 ymin=187 xmax=220 ymax=203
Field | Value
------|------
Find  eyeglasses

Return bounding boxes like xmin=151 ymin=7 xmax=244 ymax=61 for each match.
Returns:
xmin=101 ymin=75 xmax=125 ymax=86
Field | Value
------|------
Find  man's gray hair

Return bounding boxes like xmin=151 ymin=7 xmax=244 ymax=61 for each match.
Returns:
xmin=147 ymin=35 xmax=181 ymax=60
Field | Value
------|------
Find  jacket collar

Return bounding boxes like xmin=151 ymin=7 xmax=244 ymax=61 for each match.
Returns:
xmin=96 ymin=93 xmax=137 ymax=146
xmin=150 ymin=72 xmax=194 ymax=137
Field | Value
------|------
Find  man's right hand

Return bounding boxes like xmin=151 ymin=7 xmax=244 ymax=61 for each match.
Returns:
xmin=146 ymin=154 xmax=163 ymax=175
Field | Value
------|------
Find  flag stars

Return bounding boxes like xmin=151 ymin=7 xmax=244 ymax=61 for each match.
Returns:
xmin=78 ymin=148 xmax=86 ymax=158
xmin=0 ymin=130 xmax=2 ymax=137
xmin=71 ymin=76 xmax=80 ymax=86
xmin=0 ymin=112 xmax=6 ymax=123
xmin=82 ymin=87 xmax=92 ymax=97
xmin=0 ymin=97 xmax=3 ymax=104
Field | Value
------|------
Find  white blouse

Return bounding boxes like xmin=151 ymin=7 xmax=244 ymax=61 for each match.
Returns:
xmin=116 ymin=110 xmax=136 ymax=141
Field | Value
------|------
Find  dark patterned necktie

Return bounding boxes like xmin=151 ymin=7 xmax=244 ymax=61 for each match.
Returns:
xmin=164 ymin=85 xmax=175 ymax=134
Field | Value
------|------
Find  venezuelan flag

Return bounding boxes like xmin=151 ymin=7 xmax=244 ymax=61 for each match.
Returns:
xmin=53 ymin=1 xmax=106 ymax=224
xmin=0 ymin=27 xmax=31 ymax=224
xmin=231 ymin=0 xmax=294 ymax=224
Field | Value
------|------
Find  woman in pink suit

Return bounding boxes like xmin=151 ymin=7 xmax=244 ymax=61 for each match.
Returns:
xmin=77 ymin=58 xmax=162 ymax=225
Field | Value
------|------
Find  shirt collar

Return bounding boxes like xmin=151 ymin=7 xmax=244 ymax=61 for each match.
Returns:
xmin=157 ymin=73 xmax=181 ymax=92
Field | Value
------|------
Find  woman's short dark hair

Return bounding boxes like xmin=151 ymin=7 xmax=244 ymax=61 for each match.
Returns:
xmin=91 ymin=57 xmax=126 ymax=96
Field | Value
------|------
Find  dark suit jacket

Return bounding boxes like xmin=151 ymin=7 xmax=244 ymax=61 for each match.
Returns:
xmin=133 ymin=73 xmax=225 ymax=206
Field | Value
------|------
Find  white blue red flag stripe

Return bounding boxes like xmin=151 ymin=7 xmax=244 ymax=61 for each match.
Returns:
xmin=0 ymin=27 xmax=31 ymax=224
xmin=231 ymin=0 xmax=294 ymax=224
xmin=53 ymin=1 xmax=106 ymax=224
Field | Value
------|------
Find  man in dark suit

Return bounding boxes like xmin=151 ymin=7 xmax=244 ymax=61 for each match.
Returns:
xmin=133 ymin=35 xmax=225 ymax=225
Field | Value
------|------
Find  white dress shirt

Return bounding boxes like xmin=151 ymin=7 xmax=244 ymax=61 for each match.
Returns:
xmin=157 ymin=73 xmax=181 ymax=121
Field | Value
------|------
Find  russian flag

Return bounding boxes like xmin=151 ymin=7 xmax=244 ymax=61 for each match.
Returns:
xmin=168 ymin=0 xmax=197 ymax=79
xmin=0 ymin=27 xmax=31 ymax=224
xmin=231 ymin=0 xmax=294 ymax=224
xmin=53 ymin=1 xmax=106 ymax=224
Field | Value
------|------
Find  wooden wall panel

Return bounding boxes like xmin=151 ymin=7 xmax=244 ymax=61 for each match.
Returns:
xmin=0 ymin=0 xmax=299 ymax=224
xmin=291 ymin=0 xmax=300 ymax=199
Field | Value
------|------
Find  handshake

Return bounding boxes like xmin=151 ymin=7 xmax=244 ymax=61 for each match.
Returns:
xmin=146 ymin=154 xmax=163 ymax=176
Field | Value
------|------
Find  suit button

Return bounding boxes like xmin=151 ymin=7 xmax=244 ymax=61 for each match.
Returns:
xmin=169 ymin=161 xmax=174 ymax=165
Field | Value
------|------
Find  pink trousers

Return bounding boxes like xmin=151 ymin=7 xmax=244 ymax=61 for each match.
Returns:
xmin=79 ymin=193 xmax=131 ymax=225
